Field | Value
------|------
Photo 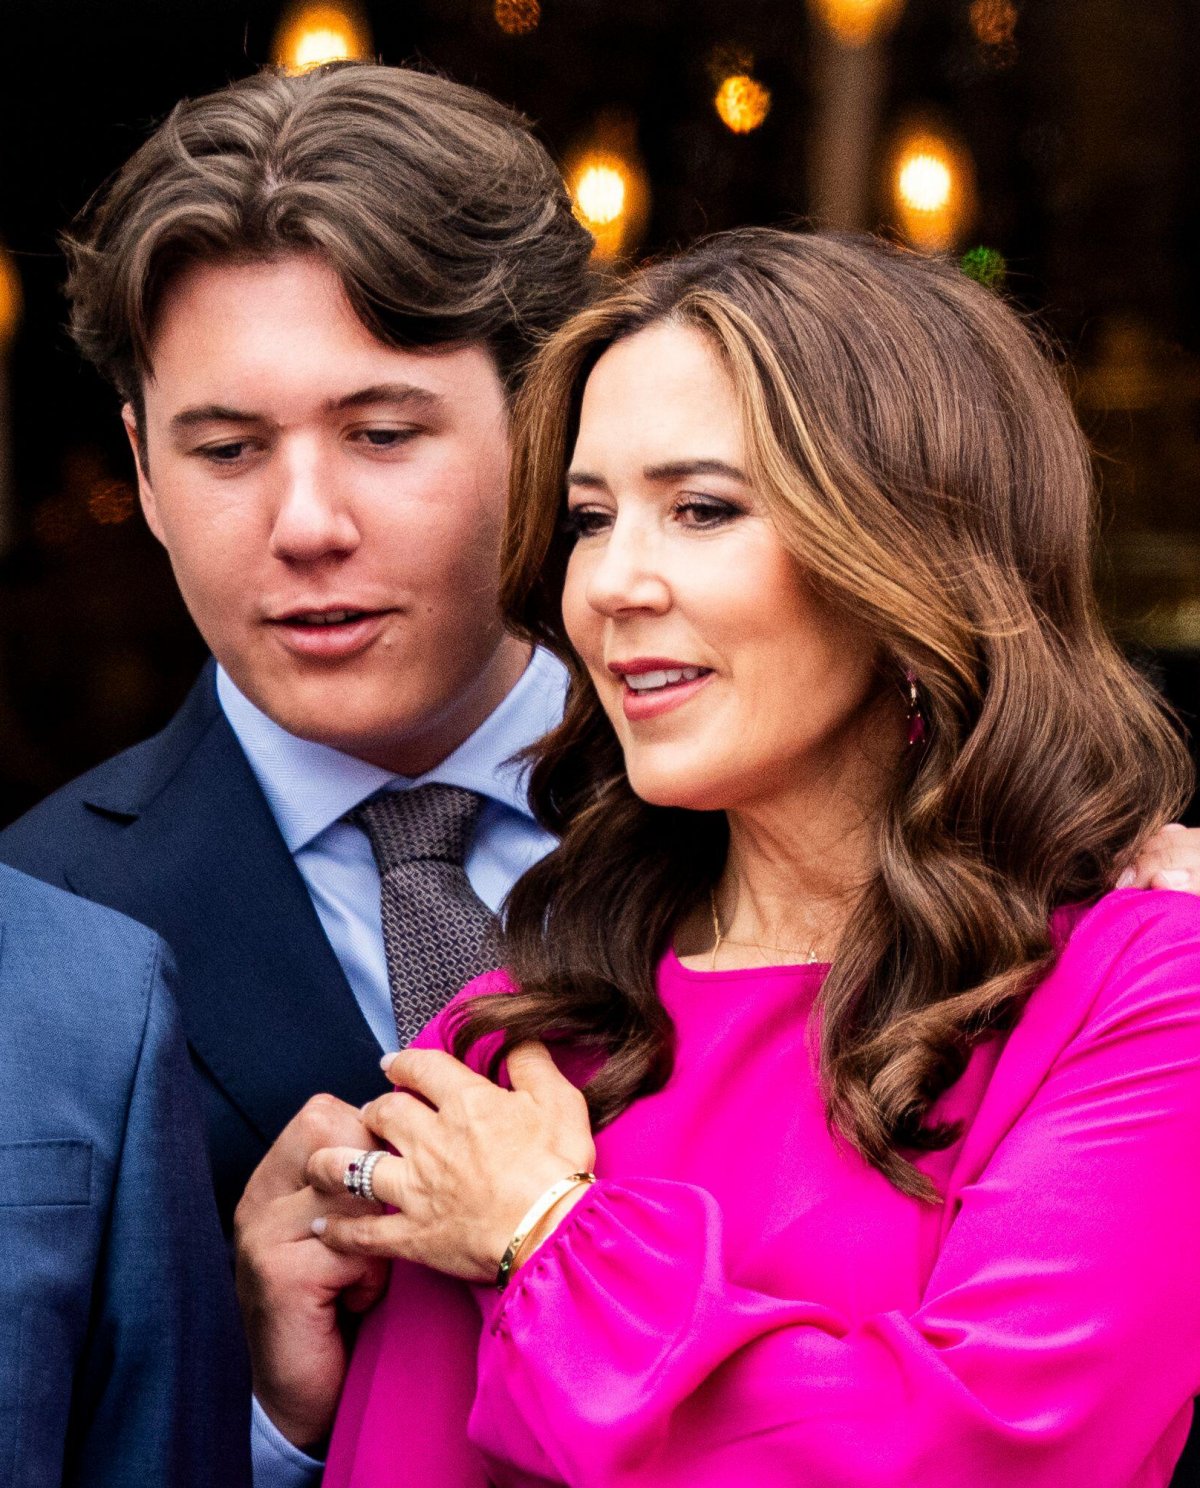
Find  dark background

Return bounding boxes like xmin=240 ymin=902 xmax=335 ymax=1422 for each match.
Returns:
xmin=1 ymin=0 xmax=1198 ymax=826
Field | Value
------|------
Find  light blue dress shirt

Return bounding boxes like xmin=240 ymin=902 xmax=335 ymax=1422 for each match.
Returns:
xmin=220 ymin=649 xmax=567 ymax=1488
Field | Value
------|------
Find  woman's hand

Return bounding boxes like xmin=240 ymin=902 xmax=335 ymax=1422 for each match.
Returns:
xmin=1121 ymin=823 xmax=1200 ymax=892
xmin=306 ymin=1042 xmax=596 ymax=1283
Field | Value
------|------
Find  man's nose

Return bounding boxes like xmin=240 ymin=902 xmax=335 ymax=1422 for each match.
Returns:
xmin=268 ymin=441 xmax=360 ymax=562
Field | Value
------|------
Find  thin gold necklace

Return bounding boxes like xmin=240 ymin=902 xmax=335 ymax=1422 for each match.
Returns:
xmin=708 ymin=888 xmax=821 ymax=972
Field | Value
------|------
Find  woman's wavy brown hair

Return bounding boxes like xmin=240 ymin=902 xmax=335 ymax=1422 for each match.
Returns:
xmin=453 ymin=227 xmax=1191 ymax=1199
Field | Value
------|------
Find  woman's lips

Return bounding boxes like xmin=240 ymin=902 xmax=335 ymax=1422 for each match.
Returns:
xmin=268 ymin=610 xmax=392 ymax=661
xmin=621 ymin=669 xmax=714 ymax=721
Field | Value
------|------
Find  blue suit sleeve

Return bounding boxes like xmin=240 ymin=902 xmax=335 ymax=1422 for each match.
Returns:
xmin=68 ymin=941 xmax=253 ymax=1487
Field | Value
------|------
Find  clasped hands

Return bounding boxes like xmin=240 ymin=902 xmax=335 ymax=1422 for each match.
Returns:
xmin=235 ymin=1042 xmax=594 ymax=1450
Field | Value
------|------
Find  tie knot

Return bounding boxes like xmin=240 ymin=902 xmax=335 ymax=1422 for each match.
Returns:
xmin=350 ymin=784 xmax=485 ymax=871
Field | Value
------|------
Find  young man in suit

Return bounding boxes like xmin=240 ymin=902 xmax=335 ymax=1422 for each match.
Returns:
xmin=0 ymin=63 xmax=592 ymax=1239
xmin=0 ymin=863 xmax=250 ymax=1487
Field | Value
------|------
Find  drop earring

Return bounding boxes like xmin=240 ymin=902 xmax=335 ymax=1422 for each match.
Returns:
xmin=905 ymin=669 xmax=927 ymax=747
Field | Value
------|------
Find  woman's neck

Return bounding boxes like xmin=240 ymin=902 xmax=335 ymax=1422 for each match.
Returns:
xmin=678 ymin=731 xmax=890 ymax=971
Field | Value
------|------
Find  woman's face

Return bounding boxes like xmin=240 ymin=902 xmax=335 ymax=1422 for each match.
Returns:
xmin=561 ymin=321 xmax=882 ymax=814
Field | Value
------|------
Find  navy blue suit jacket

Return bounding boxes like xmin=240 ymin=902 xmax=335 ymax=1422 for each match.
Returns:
xmin=0 ymin=863 xmax=251 ymax=1487
xmin=0 ymin=664 xmax=384 ymax=1234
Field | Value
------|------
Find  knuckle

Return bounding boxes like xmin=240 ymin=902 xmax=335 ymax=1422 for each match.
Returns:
xmin=346 ymin=1217 xmax=377 ymax=1251
xmin=297 ymin=1095 xmax=339 ymax=1140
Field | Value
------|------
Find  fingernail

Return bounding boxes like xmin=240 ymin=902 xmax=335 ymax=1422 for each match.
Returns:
xmin=1164 ymin=822 xmax=1187 ymax=832
xmin=1160 ymin=869 xmax=1190 ymax=890
xmin=311 ymin=1217 xmax=328 ymax=1237
xmin=379 ymin=1053 xmax=394 ymax=1073
xmin=1115 ymin=869 xmax=1135 ymax=889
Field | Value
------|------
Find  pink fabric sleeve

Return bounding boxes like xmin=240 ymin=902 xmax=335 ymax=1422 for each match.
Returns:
xmin=468 ymin=897 xmax=1200 ymax=1487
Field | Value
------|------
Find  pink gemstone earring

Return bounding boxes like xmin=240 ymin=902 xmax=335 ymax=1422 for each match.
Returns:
xmin=905 ymin=669 xmax=927 ymax=747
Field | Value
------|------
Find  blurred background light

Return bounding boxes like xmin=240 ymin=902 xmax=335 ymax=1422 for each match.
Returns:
xmin=891 ymin=126 xmax=975 ymax=251
xmin=807 ymin=0 xmax=906 ymax=48
xmin=566 ymin=118 xmax=649 ymax=263
xmin=714 ymin=74 xmax=772 ymax=134
xmin=898 ymin=149 xmax=952 ymax=214
xmin=273 ymin=2 xmax=372 ymax=71
xmin=574 ymin=162 xmax=626 ymax=226
xmin=0 ymin=246 xmax=21 ymax=349
xmin=960 ymin=244 xmax=1007 ymax=290
xmin=494 ymin=0 xmax=540 ymax=36
xmin=0 ymin=246 xmax=18 ymax=558
xmin=87 ymin=480 xmax=137 ymax=527
xmin=969 ymin=0 xmax=1017 ymax=48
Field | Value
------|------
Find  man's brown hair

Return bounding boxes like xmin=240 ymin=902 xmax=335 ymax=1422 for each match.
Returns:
xmin=64 ymin=62 xmax=595 ymax=422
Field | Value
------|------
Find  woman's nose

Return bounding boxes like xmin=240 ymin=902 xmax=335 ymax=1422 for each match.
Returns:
xmin=584 ymin=519 xmax=672 ymax=617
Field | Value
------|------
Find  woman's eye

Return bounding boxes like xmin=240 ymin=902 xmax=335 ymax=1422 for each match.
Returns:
xmin=562 ymin=507 xmax=612 ymax=540
xmin=676 ymin=496 xmax=741 ymax=527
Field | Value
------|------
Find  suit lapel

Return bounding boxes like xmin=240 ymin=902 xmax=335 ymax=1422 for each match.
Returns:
xmin=66 ymin=669 xmax=385 ymax=1146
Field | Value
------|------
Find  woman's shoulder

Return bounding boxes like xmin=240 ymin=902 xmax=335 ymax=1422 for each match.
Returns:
xmin=1049 ymin=886 xmax=1200 ymax=1028
xmin=1057 ymin=884 xmax=1200 ymax=954
xmin=409 ymin=967 xmax=520 ymax=1068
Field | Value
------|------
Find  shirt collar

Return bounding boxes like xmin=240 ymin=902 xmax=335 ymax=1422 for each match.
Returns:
xmin=216 ymin=648 xmax=568 ymax=854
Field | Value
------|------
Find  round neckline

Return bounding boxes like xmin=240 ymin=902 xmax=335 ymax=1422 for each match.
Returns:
xmin=663 ymin=943 xmax=831 ymax=982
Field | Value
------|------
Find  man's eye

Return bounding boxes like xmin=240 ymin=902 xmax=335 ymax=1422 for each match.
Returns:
xmin=352 ymin=428 xmax=420 ymax=449
xmin=198 ymin=441 xmax=253 ymax=464
xmin=561 ymin=507 xmax=612 ymax=540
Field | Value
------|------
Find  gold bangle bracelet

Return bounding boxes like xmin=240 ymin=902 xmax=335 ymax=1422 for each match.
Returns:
xmin=496 ymin=1172 xmax=596 ymax=1291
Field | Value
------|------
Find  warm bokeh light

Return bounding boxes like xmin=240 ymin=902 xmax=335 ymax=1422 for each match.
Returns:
xmin=714 ymin=74 xmax=772 ymax=134
xmin=807 ymin=0 xmax=906 ymax=47
xmin=273 ymin=3 xmax=372 ymax=72
xmin=0 ymin=247 xmax=21 ymax=348
xmin=898 ymin=151 xmax=952 ymax=214
xmin=574 ymin=164 xmax=627 ymax=227
xmin=494 ymin=0 xmax=540 ymax=36
xmin=969 ymin=0 xmax=1017 ymax=47
xmin=566 ymin=134 xmax=649 ymax=262
xmin=87 ymin=480 xmax=137 ymax=526
xmin=891 ymin=129 xmax=975 ymax=251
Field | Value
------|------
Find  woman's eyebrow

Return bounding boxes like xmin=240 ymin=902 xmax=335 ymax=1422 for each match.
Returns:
xmin=642 ymin=458 xmax=747 ymax=483
xmin=566 ymin=459 xmax=748 ymax=491
xmin=565 ymin=470 xmax=608 ymax=491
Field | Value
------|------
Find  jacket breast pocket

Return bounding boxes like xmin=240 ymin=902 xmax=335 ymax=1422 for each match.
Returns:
xmin=0 ymin=1140 xmax=93 ymax=1207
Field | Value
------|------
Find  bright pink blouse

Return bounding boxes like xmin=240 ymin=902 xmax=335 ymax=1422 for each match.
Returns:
xmin=326 ymin=889 xmax=1200 ymax=1486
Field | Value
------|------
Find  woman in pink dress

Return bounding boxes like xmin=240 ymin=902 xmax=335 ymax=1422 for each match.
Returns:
xmin=308 ymin=229 xmax=1200 ymax=1486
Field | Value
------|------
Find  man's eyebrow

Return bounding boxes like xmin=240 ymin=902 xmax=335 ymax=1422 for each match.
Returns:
xmin=326 ymin=383 xmax=444 ymax=413
xmin=169 ymin=404 xmax=265 ymax=433
xmin=167 ymin=384 xmax=444 ymax=435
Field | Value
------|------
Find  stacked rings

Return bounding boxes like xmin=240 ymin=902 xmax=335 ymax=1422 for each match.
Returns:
xmin=343 ymin=1149 xmax=385 ymax=1204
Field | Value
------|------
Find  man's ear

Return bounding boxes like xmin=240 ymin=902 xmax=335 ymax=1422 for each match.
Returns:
xmin=121 ymin=402 xmax=166 ymax=545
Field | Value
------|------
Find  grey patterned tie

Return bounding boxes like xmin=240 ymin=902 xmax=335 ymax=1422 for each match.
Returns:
xmin=349 ymin=784 xmax=501 ymax=1047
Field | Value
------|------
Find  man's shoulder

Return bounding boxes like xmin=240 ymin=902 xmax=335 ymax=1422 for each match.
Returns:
xmin=0 ymin=862 xmax=166 ymax=1064
xmin=0 ymin=666 xmax=222 ymax=881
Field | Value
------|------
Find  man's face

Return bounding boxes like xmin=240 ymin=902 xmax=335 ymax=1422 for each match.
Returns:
xmin=129 ymin=254 xmax=529 ymax=774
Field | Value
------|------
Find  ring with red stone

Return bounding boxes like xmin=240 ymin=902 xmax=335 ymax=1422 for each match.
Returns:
xmin=343 ymin=1149 xmax=374 ymax=1197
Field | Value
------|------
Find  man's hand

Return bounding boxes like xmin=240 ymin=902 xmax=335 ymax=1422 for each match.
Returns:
xmin=1121 ymin=823 xmax=1200 ymax=893
xmin=234 ymin=1094 xmax=388 ymax=1451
